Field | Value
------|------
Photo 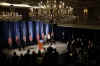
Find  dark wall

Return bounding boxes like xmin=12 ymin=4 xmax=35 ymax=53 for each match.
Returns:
xmin=0 ymin=21 xmax=8 ymax=49
xmin=54 ymin=25 xmax=100 ymax=43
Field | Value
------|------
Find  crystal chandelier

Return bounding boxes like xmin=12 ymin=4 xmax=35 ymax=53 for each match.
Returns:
xmin=32 ymin=0 xmax=75 ymax=24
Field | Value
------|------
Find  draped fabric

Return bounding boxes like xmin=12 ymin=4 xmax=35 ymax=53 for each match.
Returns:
xmin=22 ymin=22 xmax=27 ymax=42
xmin=42 ymin=32 xmax=44 ymax=40
xmin=15 ymin=22 xmax=20 ymax=45
xmin=23 ymin=36 xmax=26 ymax=42
xmin=8 ymin=37 xmax=12 ymax=46
xmin=29 ymin=33 xmax=32 ymax=41
xmin=46 ymin=24 xmax=50 ymax=39
xmin=40 ymin=22 xmax=44 ymax=40
xmin=8 ymin=24 xmax=12 ymax=46
xmin=36 ymin=22 xmax=40 ymax=41
xmin=46 ymin=24 xmax=49 ymax=35
xmin=28 ymin=21 xmax=33 ymax=41
xmin=5 ymin=21 xmax=52 ymax=48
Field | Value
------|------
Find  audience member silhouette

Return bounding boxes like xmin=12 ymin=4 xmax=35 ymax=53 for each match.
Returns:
xmin=12 ymin=52 xmax=19 ymax=64
xmin=18 ymin=54 xmax=24 ymax=64
xmin=24 ymin=50 xmax=31 ymax=64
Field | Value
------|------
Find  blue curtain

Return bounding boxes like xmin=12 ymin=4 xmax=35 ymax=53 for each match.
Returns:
xmin=46 ymin=24 xmax=49 ymax=35
xmin=28 ymin=21 xmax=33 ymax=40
xmin=2 ymin=21 xmax=51 ymax=47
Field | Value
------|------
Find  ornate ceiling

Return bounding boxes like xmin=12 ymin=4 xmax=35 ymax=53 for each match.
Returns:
xmin=0 ymin=0 xmax=100 ymax=26
xmin=0 ymin=0 xmax=100 ymax=7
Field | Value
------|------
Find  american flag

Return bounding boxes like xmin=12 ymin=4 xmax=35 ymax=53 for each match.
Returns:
xmin=42 ymin=32 xmax=44 ymax=40
xmin=22 ymin=22 xmax=27 ymax=42
xmin=16 ymin=35 xmax=20 ymax=45
xmin=29 ymin=33 xmax=32 ymax=41
xmin=23 ymin=36 xmax=26 ymax=42
xmin=15 ymin=23 xmax=20 ymax=45
xmin=8 ymin=24 xmax=12 ymax=46
xmin=41 ymin=23 xmax=44 ymax=40
xmin=8 ymin=37 xmax=12 ymax=46
xmin=37 ymin=34 xmax=40 ymax=41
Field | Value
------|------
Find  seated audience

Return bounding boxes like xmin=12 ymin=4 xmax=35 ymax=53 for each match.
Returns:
xmin=12 ymin=52 xmax=19 ymax=64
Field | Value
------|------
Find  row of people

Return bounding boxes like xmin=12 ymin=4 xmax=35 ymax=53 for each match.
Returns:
xmin=0 ymin=37 xmax=95 ymax=64
xmin=65 ymin=37 xmax=95 ymax=64
xmin=0 ymin=43 xmax=58 ymax=64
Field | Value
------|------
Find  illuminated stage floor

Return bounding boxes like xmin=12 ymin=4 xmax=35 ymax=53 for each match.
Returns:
xmin=3 ymin=42 xmax=67 ymax=56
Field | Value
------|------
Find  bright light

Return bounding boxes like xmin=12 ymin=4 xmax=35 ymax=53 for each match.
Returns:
xmin=59 ymin=5 xmax=62 ymax=8
xmin=0 ymin=2 xmax=11 ymax=6
xmin=40 ymin=5 xmax=46 ymax=8
xmin=32 ymin=6 xmax=41 ymax=8
xmin=54 ymin=4 xmax=56 ymax=8
xmin=12 ymin=4 xmax=32 ymax=7
xmin=69 ymin=6 xmax=73 ymax=11
xmin=40 ymin=1 xmax=43 ymax=4
xmin=84 ymin=8 xmax=88 ymax=13
xmin=0 ymin=2 xmax=32 ymax=7
xmin=62 ymin=2 xmax=64 ymax=6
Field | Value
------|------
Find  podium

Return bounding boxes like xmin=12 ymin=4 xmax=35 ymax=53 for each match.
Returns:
xmin=38 ymin=40 xmax=44 ymax=51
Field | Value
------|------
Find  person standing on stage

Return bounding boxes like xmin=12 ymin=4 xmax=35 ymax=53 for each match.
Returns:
xmin=47 ymin=32 xmax=51 ymax=44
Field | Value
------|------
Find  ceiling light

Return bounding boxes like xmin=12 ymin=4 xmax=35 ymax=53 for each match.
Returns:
xmin=12 ymin=4 xmax=32 ymax=7
xmin=84 ymin=8 xmax=88 ymax=13
xmin=0 ymin=2 xmax=11 ymax=6
xmin=54 ymin=5 xmax=56 ymax=8
xmin=0 ymin=2 xmax=32 ymax=7
xmin=62 ymin=2 xmax=64 ymax=6
xmin=59 ymin=5 xmax=62 ymax=8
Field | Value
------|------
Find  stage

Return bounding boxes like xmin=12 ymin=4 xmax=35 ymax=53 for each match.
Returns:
xmin=3 ymin=42 xmax=67 ymax=56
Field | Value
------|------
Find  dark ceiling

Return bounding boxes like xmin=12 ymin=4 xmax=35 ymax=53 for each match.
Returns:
xmin=0 ymin=0 xmax=100 ymax=26
xmin=0 ymin=0 xmax=100 ymax=7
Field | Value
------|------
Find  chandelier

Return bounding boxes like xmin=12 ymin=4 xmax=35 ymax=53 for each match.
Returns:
xmin=32 ymin=0 xmax=75 ymax=24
